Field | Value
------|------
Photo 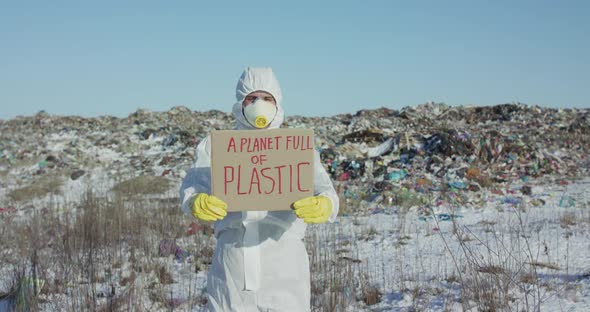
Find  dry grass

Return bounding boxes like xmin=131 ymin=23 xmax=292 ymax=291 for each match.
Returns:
xmin=307 ymin=224 xmax=360 ymax=311
xmin=7 ymin=157 xmax=40 ymax=169
xmin=529 ymin=261 xmax=560 ymax=271
xmin=0 ymin=188 xmax=213 ymax=311
xmin=477 ymin=265 xmax=506 ymax=275
xmin=425 ymin=191 xmax=569 ymax=312
xmin=8 ymin=175 xmax=63 ymax=202
xmin=1 ymin=178 xmax=587 ymax=311
xmin=111 ymin=176 xmax=172 ymax=197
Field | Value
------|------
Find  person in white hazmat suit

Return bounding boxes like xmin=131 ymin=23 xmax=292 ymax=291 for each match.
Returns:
xmin=180 ymin=67 xmax=339 ymax=311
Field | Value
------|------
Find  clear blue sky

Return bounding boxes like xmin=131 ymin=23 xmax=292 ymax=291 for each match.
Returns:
xmin=1 ymin=0 xmax=589 ymax=119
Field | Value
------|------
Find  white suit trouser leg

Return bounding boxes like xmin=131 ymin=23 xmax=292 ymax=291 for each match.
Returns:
xmin=206 ymin=229 xmax=310 ymax=312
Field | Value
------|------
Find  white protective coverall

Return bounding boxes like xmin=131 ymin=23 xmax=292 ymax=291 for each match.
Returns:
xmin=180 ymin=67 xmax=339 ymax=311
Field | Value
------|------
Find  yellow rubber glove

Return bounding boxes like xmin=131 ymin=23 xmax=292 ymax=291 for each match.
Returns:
xmin=293 ymin=195 xmax=332 ymax=224
xmin=191 ymin=193 xmax=228 ymax=222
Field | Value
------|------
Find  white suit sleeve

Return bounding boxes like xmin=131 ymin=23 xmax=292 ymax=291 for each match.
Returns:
xmin=179 ymin=136 xmax=212 ymax=215
xmin=313 ymin=150 xmax=339 ymax=222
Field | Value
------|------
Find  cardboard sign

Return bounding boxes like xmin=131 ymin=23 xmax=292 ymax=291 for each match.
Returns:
xmin=211 ymin=128 xmax=315 ymax=212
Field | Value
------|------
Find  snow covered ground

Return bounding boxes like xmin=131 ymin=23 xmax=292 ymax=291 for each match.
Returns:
xmin=306 ymin=176 xmax=590 ymax=311
xmin=1 ymin=174 xmax=588 ymax=311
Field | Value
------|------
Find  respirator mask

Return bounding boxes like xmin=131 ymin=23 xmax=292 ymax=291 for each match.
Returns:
xmin=242 ymin=99 xmax=278 ymax=129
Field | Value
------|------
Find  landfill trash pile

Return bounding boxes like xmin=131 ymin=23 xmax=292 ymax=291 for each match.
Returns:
xmin=1 ymin=103 xmax=590 ymax=311
xmin=0 ymin=103 xmax=588 ymax=214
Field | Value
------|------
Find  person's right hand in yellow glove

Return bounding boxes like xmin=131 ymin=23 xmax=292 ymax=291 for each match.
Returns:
xmin=191 ymin=193 xmax=228 ymax=222
xmin=293 ymin=195 xmax=332 ymax=224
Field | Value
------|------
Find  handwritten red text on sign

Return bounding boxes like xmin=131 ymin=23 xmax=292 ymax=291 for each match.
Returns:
xmin=223 ymin=135 xmax=313 ymax=196
xmin=211 ymin=129 xmax=315 ymax=212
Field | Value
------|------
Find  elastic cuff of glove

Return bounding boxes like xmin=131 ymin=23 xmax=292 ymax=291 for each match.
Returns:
xmin=320 ymin=194 xmax=337 ymax=223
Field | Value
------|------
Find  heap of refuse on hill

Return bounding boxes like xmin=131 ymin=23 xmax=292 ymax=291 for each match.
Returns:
xmin=1 ymin=103 xmax=588 ymax=214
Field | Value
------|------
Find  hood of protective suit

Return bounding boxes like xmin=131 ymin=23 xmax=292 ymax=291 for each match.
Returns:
xmin=232 ymin=67 xmax=285 ymax=130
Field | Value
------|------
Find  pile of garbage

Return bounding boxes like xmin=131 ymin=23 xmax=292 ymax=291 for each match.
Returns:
xmin=1 ymin=103 xmax=588 ymax=213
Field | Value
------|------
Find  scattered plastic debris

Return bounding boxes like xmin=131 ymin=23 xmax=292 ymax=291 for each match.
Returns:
xmin=503 ymin=197 xmax=522 ymax=206
xmin=387 ymin=170 xmax=407 ymax=182
xmin=559 ymin=195 xmax=576 ymax=208
xmin=159 ymin=239 xmax=190 ymax=261
xmin=70 ymin=169 xmax=86 ymax=180
xmin=419 ymin=213 xmax=464 ymax=222
xmin=0 ymin=207 xmax=15 ymax=213
xmin=520 ymin=185 xmax=533 ymax=196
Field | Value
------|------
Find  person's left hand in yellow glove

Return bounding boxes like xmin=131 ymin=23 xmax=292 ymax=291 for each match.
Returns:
xmin=293 ymin=195 xmax=332 ymax=224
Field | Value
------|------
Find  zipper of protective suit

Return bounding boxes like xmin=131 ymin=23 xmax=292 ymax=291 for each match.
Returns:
xmin=242 ymin=211 xmax=262 ymax=290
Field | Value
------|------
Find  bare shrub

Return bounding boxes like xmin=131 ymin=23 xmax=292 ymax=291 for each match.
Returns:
xmin=358 ymin=271 xmax=381 ymax=306
xmin=360 ymin=225 xmax=377 ymax=241
xmin=307 ymin=225 xmax=359 ymax=311
xmin=559 ymin=212 xmax=577 ymax=228
xmin=361 ymin=284 xmax=381 ymax=306
xmin=428 ymin=193 xmax=546 ymax=312
xmin=157 ymin=266 xmax=174 ymax=285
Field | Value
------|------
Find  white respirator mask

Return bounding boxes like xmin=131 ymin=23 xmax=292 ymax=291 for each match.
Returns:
xmin=242 ymin=99 xmax=278 ymax=129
